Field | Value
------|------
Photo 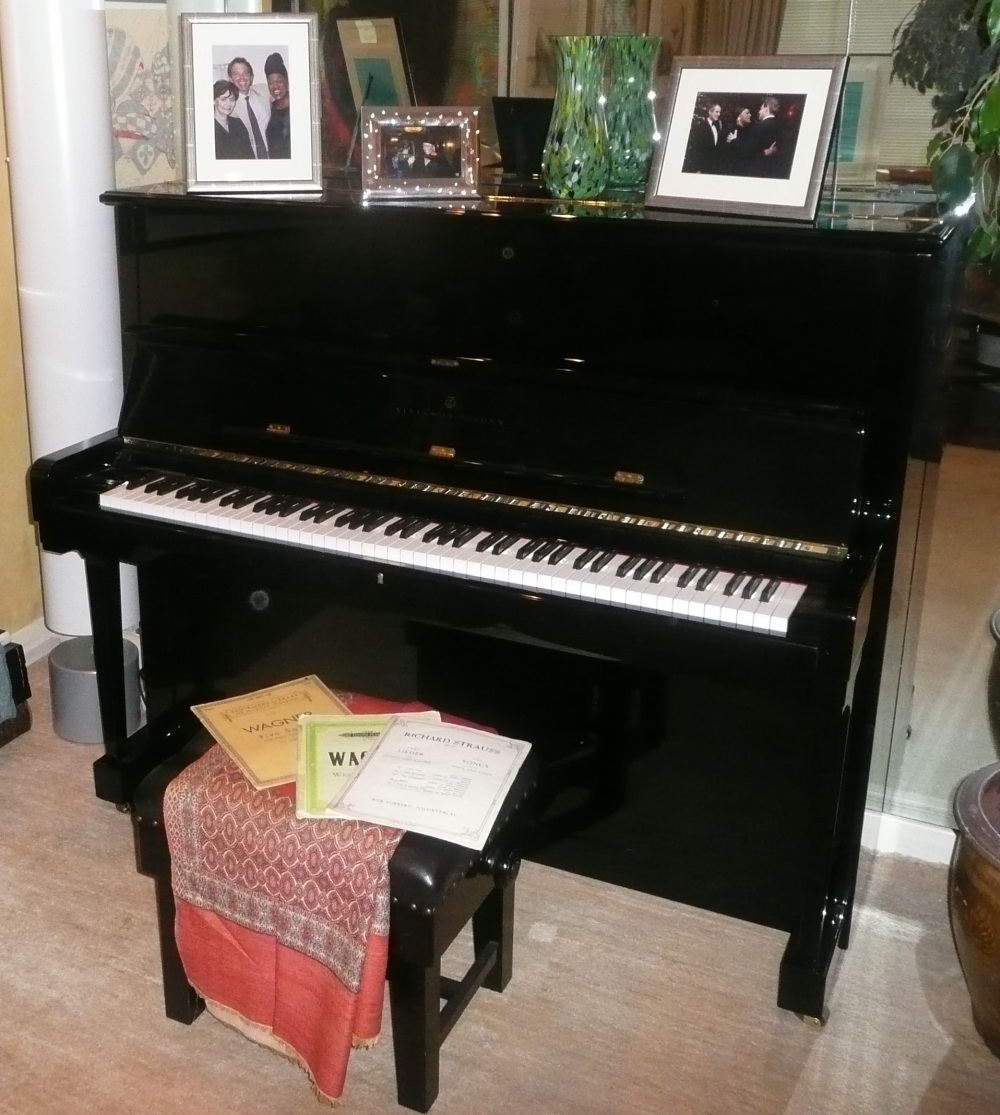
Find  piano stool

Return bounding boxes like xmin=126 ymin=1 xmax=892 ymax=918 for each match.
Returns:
xmin=130 ymin=735 xmax=537 ymax=1112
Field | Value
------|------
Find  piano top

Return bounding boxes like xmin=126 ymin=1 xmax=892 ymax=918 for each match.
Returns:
xmin=100 ymin=175 xmax=956 ymax=246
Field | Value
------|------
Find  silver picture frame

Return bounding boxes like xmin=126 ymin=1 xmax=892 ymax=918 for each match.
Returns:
xmin=182 ymin=11 xmax=322 ymax=194
xmin=645 ymin=55 xmax=848 ymax=222
xmin=362 ymin=106 xmax=481 ymax=200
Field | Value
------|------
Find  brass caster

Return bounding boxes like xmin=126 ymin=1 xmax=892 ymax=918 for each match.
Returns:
xmin=796 ymin=1010 xmax=828 ymax=1028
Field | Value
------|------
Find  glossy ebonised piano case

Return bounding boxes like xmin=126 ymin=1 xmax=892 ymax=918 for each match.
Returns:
xmin=30 ymin=181 xmax=961 ymax=1021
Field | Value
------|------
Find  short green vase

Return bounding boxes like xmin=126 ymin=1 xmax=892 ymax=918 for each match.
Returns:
xmin=541 ymin=36 xmax=609 ymax=200
xmin=605 ymin=34 xmax=662 ymax=190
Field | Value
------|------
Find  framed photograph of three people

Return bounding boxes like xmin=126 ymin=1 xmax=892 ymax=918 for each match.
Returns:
xmin=182 ymin=12 xmax=322 ymax=194
xmin=646 ymin=55 xmax=848 ymax=222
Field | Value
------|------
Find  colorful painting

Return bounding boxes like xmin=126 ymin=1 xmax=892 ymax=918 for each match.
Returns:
xmin=106 ymin=6 xmax=177 ymax=189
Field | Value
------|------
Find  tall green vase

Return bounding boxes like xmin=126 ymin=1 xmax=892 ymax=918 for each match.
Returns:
xmin=605 ymin=34 xmax=662 ymax=190
xmin=541 ymin=36 xmax=609 ymax=200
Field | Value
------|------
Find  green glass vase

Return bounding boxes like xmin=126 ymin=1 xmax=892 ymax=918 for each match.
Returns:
xmin=541 ymin=36 xmax=609 ymax=200
xmin=605 ymin=34 xmax=662 ymax=190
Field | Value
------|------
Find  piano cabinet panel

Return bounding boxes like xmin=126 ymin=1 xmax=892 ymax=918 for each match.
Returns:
xmin=130 ymin=547 xmax=862 ymax=948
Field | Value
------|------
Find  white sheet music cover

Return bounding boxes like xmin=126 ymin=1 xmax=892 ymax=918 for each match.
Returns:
xmin=328 ymin=717 xmax=531 ymax=849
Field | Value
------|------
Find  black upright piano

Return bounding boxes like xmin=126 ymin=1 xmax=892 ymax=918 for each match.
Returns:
xmin=29 ymin=181 xmax=960 ymax=1022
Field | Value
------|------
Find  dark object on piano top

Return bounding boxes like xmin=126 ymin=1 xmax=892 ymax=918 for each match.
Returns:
xmin=491 ymin=96 xmax=553 ymax=180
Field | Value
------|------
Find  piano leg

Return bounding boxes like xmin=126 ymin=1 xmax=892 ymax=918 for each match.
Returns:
xmin=777 ymin=654 xmax=879 ymax=1020
xmin=84 ymin=556 xmax=136 ymax=808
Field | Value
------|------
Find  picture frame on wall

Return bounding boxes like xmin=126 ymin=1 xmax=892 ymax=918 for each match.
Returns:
xmin=182 ymin=11 xmax=322 ymax=193
xmin=336 ymin=16 xmax=414 ymax=114
xmin=361 ymin=106 xmax=481 ymax=200
xmin=646 ymin=55 xmax=847 ymax=222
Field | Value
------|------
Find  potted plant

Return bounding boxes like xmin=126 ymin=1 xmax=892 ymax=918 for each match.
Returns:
xmin=892 ymin=0 xmax=1000 ymax=272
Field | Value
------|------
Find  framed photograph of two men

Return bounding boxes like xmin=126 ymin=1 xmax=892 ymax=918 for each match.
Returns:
xmin=646 ymin=55 xmax=848 ymax=222
xmin=182 ymin=12 xmax=322 ymax=194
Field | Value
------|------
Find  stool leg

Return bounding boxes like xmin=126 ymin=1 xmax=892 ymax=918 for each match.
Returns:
xmin=152 ymin=873 xmax=203 ymax=1024
xmin=473 ymin=881 xmax=515 ymax=992
xmin=389 ymin=959 xmax=441 ymax=1113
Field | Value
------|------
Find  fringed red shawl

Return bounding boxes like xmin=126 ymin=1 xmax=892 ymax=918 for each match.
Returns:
xmin=163 ymin=694 xmax=433 ymax=1103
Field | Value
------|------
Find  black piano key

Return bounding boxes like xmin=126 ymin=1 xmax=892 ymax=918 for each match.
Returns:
xmin=678 ymin=565 xmax=702 ymax=589
xmin=422 ymin=523 xmax=448 ymax=543
xmin=591 ymin=550 xmax=616 ymax=573
xmin=572 ymin=546 xmax=600 ymax=570
xmin=696 ymin=567 xmax=719 ymax=592
xmin=741 ymin=574 xmax=764 ymax=600
xmin=476 ymin=530 xmax=505 ymax=552
xmin=452 ymin=526 xmax=481 ymax=547
xmin=335 ymin=508 xmax=361 ymax=527
xmin=492 ymin=534 xmax=519 ymax=555
xmin=225 ymin=487 xmax=267 ymax=509
xmin=616 ymin=554 xmax=642 ymax=578
xmin=761 ymin=578 xmax=781 ymax=603
xmin=516 ymin=538 xmax=544 ymax=560
xmin=723 ymin=572 xmax=746 ymax=596
xmin=532 ymin=540 xmax=560 ymax=562
xmin=174 ymin=480 xmax=210 ymax=499
xmin=305 ymin=502 xmax=346 ymax=523
xmin=399 ymin=518 xmax=432 ymax=539
xmin=125 ymin=472 xmax=161 ymax=489
xmin=195 ymin=484 xmax=237 ymax=504
xmin=549 ymin=542 xmax=575 ymax=565
xmin=273 ymin=497 xmax=313 ymax=517
xmin=384 ymin=516 xmax=413 ymax=536
xmin=218 ymin=487 xmax=251 ymax=508
xmin=633 ymin=557 xmax=658 ymax=580
xmin=146 ymin=475 xmax=190 ymax=495
xmin=362 ymin=511 xmax=395 ymax=532
xmin=437 ymin=524 xmax=465 ymax=544
xmin=650 ymin=561 xmax=674 ymax=584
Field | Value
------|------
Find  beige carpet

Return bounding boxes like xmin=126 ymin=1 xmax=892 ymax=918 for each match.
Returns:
xmin=3 ymin=660 xmax=1000 ymax=1115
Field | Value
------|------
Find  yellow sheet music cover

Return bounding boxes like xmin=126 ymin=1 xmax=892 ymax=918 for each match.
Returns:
xmin=191 ymin=676 xmax=349 ymax=789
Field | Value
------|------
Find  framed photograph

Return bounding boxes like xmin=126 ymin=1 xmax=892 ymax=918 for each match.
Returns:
xmin=336 ymin=16 xmax=414 ymax=113
xmin=830 ymin=55 xmax=891 ymax=187
xmin=181 ymin=12 xmax=322 ymax=193
xmin=362 ymin=107 xmax=481 ymax=200
xmin=646 ymin=55 xmax=848 ymax=222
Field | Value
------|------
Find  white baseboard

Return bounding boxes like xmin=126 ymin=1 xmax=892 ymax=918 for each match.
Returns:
xmin=862 ymin=809 xmax=956 ymax=865
xmin=8 ymin=618 xmax=962 ymax=867
xmin=12 ymin=618 xmax=66 ymax=665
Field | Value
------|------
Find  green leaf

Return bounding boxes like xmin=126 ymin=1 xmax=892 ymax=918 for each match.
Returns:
xmin=976 ymin=83 xmax=1000 ymax=148
xmin=931 ymin=142 xmax=975 ymax=205
xmin=927 ymin=133 xmax=948 ymax=163
xmin=988 ymin=0 xmax=1000 ymax=45
xmin=966 ymin=224 xmax=997 ymax=263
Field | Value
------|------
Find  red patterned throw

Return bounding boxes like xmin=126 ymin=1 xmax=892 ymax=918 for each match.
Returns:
xmin=163 ymin=693 xmax=433 ymax=1103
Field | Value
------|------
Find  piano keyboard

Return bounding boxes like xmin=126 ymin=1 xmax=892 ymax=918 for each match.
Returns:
xmin=100 ymin=473 xmax=807 ymax=636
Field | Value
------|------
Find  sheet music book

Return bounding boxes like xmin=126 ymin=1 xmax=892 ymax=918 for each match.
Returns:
xmin=295 ymin=710 xmax=441 ymax=820
xmin=191 ymin=676 xmax=349 ymax=789
xmin=325 ymin=716 xmax=532 ymax=849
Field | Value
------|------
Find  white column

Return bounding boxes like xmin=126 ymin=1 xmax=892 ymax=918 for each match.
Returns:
xmin=0 ymin=0 xmax=138 ymax=635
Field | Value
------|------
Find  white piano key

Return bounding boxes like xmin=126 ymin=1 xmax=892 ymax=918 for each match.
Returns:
xmin=98 ymin=477 xmax=807 ymax=638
